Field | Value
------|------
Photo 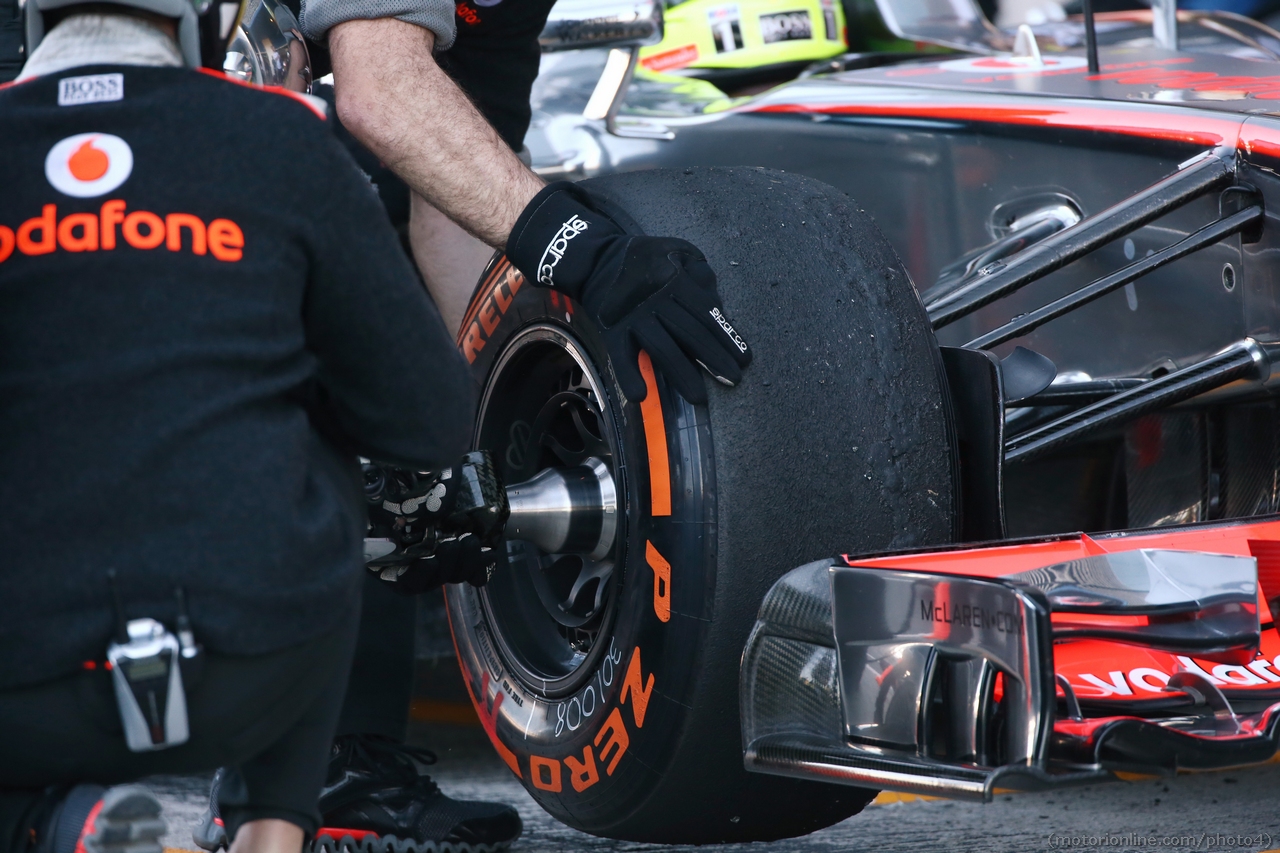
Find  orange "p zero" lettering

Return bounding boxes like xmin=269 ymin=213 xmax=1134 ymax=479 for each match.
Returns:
xmin=0 ymin=226 xmax=13 ymax=263
xmin=620 ymin=646 xmax=655 ymax=728
xmin=530 ymin=755 xmax=563 ymax=792
xmin=646 ymin=540 xmax=671 ymax=623
xmin=593 ymin=707 xmax=630 ymax=776
xmin=564 ymin=746 xmax=599 ymax=792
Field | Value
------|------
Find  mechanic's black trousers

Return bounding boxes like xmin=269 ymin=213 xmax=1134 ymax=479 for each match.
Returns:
xmin=336 ymin=571 xmax=416 ymax=741
xmin=0 ymin=608 xmax=358 ymax=853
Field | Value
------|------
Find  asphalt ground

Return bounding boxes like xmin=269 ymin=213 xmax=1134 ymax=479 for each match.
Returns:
xmin=144 ymin=610 xmax=1280 ymax=853
xmin=149 ymin=719 xmax=1280 ymax=853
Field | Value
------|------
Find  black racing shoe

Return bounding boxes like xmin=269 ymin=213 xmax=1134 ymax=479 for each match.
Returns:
xmin=316 ymin=735 xmax=522 ymax=853
xmin=37 ymin=784 xmax=165 ymax=853
xmin=191 ymin=769 xmax=227 ymax=852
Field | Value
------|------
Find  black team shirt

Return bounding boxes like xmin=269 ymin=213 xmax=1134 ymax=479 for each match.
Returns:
xmin=0 ymin=65 xmax=475 ymax=689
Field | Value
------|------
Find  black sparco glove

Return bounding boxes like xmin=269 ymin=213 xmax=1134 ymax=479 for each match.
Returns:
xmin=363 ymin=452 xmax=509 ymax=592
xmin=376 ymin=532 xmax=503 ymax=594
xmin=506 ymin=181 xmax=751 ymax=405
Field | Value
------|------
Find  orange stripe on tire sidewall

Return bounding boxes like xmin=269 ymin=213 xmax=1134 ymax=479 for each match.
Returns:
xmin=637 ymin=350 xmax=671 ymax=517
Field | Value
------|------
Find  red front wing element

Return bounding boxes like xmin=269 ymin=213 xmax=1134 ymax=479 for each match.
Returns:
xmin=851 ymin=517 xmax=1280 ymax=710
xmin=740 ymin=515 xmax=1280 ymax=799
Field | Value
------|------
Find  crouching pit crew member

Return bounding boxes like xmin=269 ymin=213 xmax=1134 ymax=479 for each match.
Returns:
xmin=0 ymin=0 xmax=478 ymax=849
xmin=177 ymin=0 xmax=759 ymax=847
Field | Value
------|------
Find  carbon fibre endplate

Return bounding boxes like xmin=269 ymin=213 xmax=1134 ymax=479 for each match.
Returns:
xmin=740 ymin=559 xmax=1085 ymax=800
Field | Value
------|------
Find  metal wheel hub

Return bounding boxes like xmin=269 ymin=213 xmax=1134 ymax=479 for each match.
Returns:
xmin=474 ymin=325 xmax=625 ymax=696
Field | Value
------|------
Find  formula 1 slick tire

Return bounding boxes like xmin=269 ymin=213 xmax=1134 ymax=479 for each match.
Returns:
xmin=444 ymin=167 xmax=956 ymax=843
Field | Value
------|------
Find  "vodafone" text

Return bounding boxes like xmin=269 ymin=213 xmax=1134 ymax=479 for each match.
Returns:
xmin=0 ymin=201 xmax=244 ymax=264
xmin=1071 ymin=654 xmax=1280 ymax=696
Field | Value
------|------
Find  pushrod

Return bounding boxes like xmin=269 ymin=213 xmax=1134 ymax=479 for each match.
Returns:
xmin=1005 ymin=339 xmax=1270 ymax=463
xmin=966 ymin=205 xmax=1262 ymax=350
xmin=1006 ymin=377 xmax=1143 ymax=408
xmin=928 ymin=152 xmax=1234 ymax=329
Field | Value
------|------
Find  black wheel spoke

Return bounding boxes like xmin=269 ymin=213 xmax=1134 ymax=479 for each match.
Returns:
xmin=541 ymin=433 xmax=583 ymax=466
xmin=564 ymin=558 xmax=613 ymax=615
xmin=569 ymin=405 xmax=611 ymax=461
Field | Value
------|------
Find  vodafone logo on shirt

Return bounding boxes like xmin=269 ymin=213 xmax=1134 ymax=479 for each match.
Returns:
xmin=0 ymin=132 xmax=244 ymax=266
xmin=45 ymin=133 xmax=133 ymax=198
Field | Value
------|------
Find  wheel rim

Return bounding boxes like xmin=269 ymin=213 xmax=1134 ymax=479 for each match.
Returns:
xmin=475 ymin=324 xmax=626 ymax=698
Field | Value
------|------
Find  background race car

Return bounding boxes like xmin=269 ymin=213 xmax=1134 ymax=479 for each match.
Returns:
xmin=638 ymin=0 xmax=847 ymax=84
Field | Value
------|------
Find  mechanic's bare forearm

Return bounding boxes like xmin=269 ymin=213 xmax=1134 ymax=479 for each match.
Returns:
xmin=328 ymin=18 xmax=544 ymax=249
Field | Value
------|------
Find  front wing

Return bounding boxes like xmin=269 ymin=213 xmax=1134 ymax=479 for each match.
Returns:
xmin=740 ymin=516 xmax=1280 ymax=800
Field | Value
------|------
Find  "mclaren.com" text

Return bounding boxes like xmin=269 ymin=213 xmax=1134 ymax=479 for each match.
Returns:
xmin=918 ymin=599 xmax=1022 ymax=633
